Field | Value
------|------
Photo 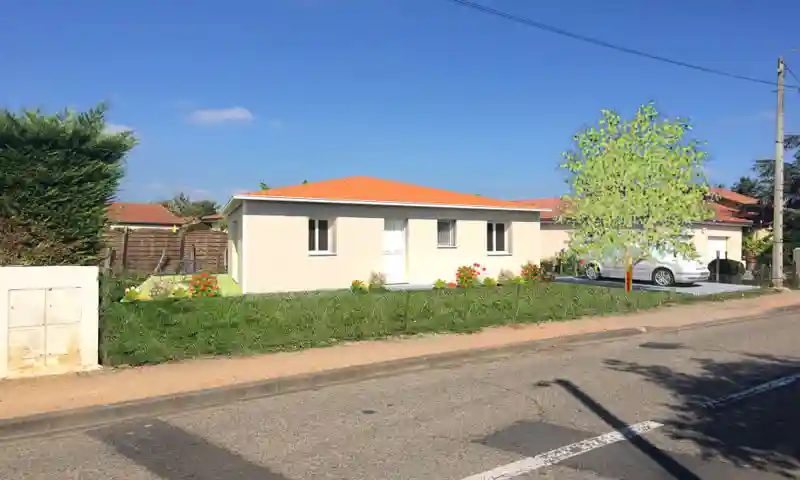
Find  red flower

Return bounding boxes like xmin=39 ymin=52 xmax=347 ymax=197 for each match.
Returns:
xmin=579 ymin=260 xmax=585 ymax=265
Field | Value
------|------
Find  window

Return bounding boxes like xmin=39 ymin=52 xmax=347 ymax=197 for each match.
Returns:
xmin=308 ymin=219 xmax=332 ymax=253
xmin=437 ymin=219 xmax=456 ymax=247
xmin=487 ymin=222 xmax=507 ymax=253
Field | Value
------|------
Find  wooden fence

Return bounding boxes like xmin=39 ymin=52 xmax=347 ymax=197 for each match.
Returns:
xmin=103 ymin=228 xmax=228 ymax=274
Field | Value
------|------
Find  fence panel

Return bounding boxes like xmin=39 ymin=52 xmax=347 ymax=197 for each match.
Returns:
xmin=103 ymin=228 xmax=228 ymax=274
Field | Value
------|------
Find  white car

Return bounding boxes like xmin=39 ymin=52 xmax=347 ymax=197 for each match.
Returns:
xmin=583 ymin=249 xmax=710 ymax=287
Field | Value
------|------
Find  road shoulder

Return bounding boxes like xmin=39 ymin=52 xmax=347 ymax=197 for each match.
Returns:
xmin=0 ymin=291 xmax=797 ymax=440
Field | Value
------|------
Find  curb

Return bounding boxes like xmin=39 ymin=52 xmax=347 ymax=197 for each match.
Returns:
xmin=0 ymin=311 xmax=779 ymax=442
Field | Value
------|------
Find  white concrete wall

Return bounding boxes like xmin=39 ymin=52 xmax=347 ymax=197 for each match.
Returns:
xmin=0 ymin=266 xmax=99 ymax=379
xmin=241 ymin=201 xmax=541 ymax=294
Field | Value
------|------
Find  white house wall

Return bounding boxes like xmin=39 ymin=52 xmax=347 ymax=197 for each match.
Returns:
xmin=241 ymin=201 xmax=541 ymax=294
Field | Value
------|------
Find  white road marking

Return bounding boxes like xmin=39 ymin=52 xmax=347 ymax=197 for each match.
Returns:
xmin=700 ymin=372 xmax=800 ymax=410
xmin=461 ymin=420 xmax=663 ymax=480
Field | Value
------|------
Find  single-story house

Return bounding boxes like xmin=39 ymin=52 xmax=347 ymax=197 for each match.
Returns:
xmin=223 ymin=176 xmax=547 ymax=294
xmin=106 ymin=202 xmax=185 ymax=230
xmin=516 ymin=188 xmax=755 ymax=265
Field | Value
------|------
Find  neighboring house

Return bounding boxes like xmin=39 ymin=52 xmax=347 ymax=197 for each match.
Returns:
xmin=517 ymin=188 xmax=755 ymax=265
xmin=223 ymin=176 xmax=546 ymax=294
xmin=200 ymin=213 xmax=227 ymax=231
xmin=106 ymin=202 xmax=185 ymax=230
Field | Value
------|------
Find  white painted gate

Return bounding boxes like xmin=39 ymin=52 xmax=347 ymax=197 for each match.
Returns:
xmin=382 ymin=219 xmax=407 ymax=284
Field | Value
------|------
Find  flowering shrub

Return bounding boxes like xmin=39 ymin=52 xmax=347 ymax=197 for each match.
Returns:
xmin=123 ymin=286 xmax=140 ymax=302
xmin=350 ymin=279 xmax=368 ymax=293
xmin=520 ymin=262 xmax=546 ymax=282
xmin=434 ymin=279 xmax=447 ymax=289
xmin=189 ymin=272 xmax=220 ymax=297
xmin=456 ymin=262 xmax=485 ymax=288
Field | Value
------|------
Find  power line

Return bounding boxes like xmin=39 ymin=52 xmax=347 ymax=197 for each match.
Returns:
xmin=446 ymin=0 xmax=799 ymax=89
xmin=786 ymin=63 xmax=800 ymax=91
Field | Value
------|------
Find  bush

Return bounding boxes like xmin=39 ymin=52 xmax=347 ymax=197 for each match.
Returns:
xmin=350 ymin=279 xmax=368 ymax=294
xmin=99 ymin=283 xmax=708 ymax=366
xmin=708 ymin=259 xmax=745 ymax=277
xmin=520 ymin=262 xmax=547 ymax=282
xmin=482 ymin=276 xmax=498 ymax=287
xmin=189 ymin=272 xmax=220 ymax=297
xmin=0 ymin=104 xmax=136 ymax=265
xmin=456 ymin=263 xmax=485 ymax=288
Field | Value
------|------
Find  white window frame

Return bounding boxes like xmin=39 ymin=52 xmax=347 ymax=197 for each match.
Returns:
xmin=487 ymin=221 xmax=509 ymax=254
xmin=436 ymin=219 xmax=457 ymax=248
xmin=308 ymin=218 xmax=334 ymax=255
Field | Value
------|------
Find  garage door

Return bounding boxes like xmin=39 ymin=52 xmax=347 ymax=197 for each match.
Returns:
xmin=707 ymin=236 xmax=728 ymax=263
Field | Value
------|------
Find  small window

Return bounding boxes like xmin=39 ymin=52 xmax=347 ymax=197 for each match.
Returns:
xmin=308 ymin=218 xmax=331 ymax=253
xmin=437 ymin=219 xmax=456 ymax=247
xmin=487 ymin=222 xmax=507 ymax=253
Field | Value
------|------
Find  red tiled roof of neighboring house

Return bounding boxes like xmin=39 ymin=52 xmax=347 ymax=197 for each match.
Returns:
xmin=709 ymin=203 xmax=752 ymax=224
xmin=514 ymin=198 xmax=752 ymax=224
xmin=514 ymin=198 xmax=564 ymax=220
xmin=710 ymin=187 xmax=759 ymax=205
xmin=107 ymin=202 xmax=185 ymax=225
xmin=202 ymin=213 xmax=225 ymax=221
xmin=242 ymin=176 xmax=544 ymax=210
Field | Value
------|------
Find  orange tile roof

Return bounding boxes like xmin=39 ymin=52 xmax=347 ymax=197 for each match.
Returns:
xmin=710 ymin=187 xmax=758 ymax=205
xmin=242 ymin=176 xmax=543 ymax=210
xmin=514 ymin=198 xmax=564 ymax=220
xmin=514 ymin=198 xmax=751 ymax=224
xmin=107 ymin=202 xmax=185 ymax=225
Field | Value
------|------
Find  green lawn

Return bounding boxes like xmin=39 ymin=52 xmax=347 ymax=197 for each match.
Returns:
xmin=99 ymin=282 xmax=768 ymax=367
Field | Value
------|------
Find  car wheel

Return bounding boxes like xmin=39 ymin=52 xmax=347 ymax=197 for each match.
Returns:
xmin=652 ymin=268 xmax=675 ymax=287
xmin=585 ymin=264 xmax=601 ymax=281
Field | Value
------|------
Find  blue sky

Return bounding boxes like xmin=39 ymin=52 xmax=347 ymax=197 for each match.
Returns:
xmin=2 ymin=0 xmax=799 ymax=204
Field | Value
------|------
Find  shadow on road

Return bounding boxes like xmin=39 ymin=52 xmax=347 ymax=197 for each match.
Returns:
xmin=605 ymin=353 xmax=800 ymax=478
xmin=553 ymin=379 xmax=701 ymax=479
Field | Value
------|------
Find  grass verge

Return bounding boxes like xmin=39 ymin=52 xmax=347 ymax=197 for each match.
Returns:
xmin=99 ymin=282 xmax=771 ymax=367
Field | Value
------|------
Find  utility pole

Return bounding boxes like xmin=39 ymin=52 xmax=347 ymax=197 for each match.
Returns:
xmin=772 ymin=57 xmax=785 ymax=288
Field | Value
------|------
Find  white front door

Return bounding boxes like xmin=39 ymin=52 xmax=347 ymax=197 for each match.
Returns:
xmin=383 ymin=218 xmax=407 ymax=284
xmin=707 ymin=236 xmax=728 ymax=263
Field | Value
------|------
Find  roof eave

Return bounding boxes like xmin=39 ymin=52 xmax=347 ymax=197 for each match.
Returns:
xmin=229 ymin=195 xmax=551 ymax=213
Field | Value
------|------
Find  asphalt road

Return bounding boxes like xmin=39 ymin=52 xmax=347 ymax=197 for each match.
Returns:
xmin=2 ymin=310 xmax=799 ymax=479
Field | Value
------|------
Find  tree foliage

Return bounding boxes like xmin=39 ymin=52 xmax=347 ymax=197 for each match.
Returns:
xmin=160 ymin=193 xmax=218 ymax=221
xmin=0 ymin=104 xmax=136 ymax=265
xmin=730 ymin=136 xmax=800 ymax=229
xmin=559 ymin=104 xmax=713 ymax=263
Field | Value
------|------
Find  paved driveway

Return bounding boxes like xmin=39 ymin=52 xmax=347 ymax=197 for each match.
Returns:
xmin=555 ymin=275 xmax=761 ymax=296
xmin=1 ymin=310 xmax=798 ymax=479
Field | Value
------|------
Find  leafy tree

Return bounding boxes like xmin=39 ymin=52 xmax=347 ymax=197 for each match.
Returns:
xmin=259 ymin=182 xmax=269 ymax=190
xmin=731 ymin=176 xmax=761 ymax=199
xmin=559 ymin=104 xmax=713 ymax=267
xmin=160 ymin=193 xmax=218 ymax=220
xmin=0 ymin=104 xmax=136 ymax=265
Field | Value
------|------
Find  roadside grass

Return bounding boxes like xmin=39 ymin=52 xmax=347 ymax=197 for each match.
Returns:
xmin=99 ymin=282 xmax=772 ymax=367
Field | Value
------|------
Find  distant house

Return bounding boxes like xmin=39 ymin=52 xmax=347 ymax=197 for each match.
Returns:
xmin=518 ymin=188 xmax=755 ymax=265
xmin=107 ymin=202 xmax=185 ymax=230
xmin=200 ymin=213 xmax=227 ymax=231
